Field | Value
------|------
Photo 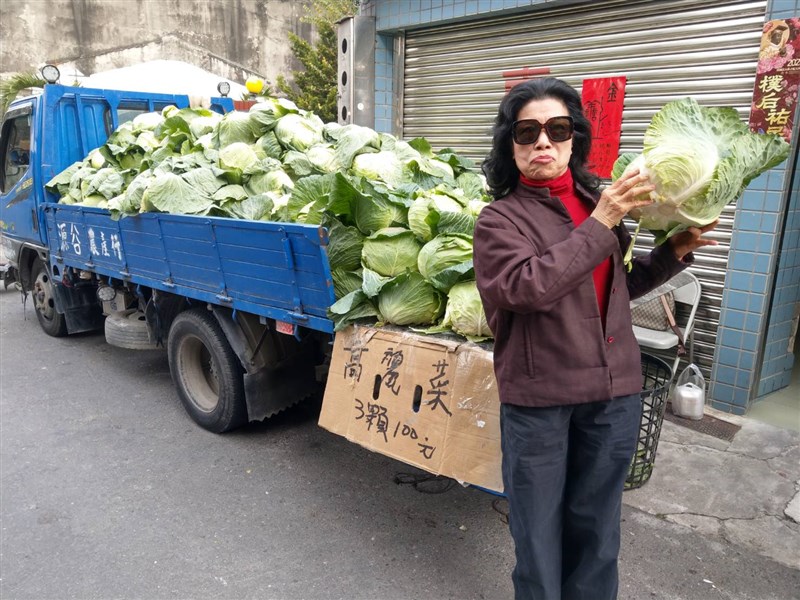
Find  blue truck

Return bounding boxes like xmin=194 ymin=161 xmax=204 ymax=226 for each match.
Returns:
xmin=0 ymin=79 xmax=337 ymax=433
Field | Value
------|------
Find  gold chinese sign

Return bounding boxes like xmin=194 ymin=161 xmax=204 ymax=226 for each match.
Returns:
xmin=749 ymin=18 xmax=800 ymax=142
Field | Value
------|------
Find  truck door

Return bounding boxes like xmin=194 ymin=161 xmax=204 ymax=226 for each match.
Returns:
xmin=0 ymin=104 xmax=39 ymax=244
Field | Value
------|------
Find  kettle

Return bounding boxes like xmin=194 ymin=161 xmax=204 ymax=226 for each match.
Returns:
xmin=672 ymin=382 xmax=705 ymax=420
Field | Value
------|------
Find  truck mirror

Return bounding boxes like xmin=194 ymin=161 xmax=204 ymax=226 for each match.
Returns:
xmin=9 ymin=148 xmax=29 ymax=167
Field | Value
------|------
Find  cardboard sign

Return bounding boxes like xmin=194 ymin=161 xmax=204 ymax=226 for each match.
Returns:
xmin=319 ymin=325 xmax=503 ymax=492
xmin=749 ymin=17 xmax=800 ymax=142
xmin=581 ymin=77 xmax=627 ymax=178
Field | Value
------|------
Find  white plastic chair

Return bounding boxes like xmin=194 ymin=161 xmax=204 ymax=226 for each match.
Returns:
xmin=631 ymin=271 xmax=702 ymax=376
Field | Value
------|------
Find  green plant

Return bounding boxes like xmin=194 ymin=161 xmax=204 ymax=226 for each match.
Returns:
xmin=0 ymin=71 xmax=45 ymax=115
xmin=276 ymin=0 xmax=359 ymax=123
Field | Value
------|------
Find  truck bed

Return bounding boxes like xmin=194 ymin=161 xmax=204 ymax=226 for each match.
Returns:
xmin=43 ymin=203 xmax=336 ymax=333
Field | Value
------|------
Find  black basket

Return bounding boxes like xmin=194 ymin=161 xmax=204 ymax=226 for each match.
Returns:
xmin=625 ymin=353 xmax=673 ymax=490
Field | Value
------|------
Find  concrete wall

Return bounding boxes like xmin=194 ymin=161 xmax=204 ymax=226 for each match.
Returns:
xmin=0 ymin=0 xmax=313 ymax=89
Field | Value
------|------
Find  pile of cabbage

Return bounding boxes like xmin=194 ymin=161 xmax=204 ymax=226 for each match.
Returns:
xmin=45 ymin=98 xmax=493 ymax=340
xmin=612 ymin=97 xmax=790 ymax=246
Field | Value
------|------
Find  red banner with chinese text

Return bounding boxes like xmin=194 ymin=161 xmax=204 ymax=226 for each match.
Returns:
xmin=581 ymin=77 xmax=626 ymax=179
xmin=749 ymin=17 xmax=800 ymax=143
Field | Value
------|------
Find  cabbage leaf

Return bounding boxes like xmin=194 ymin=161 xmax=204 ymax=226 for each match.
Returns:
xmin=613 ymin=97 xmax=790 ymax=244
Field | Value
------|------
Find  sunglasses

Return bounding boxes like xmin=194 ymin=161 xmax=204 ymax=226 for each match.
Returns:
xmin=512 ymin=116 xmax=574 ymax=144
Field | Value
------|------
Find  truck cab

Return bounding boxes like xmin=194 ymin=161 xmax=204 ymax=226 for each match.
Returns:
xmin=0 ymin=80 xmax=233 ymax=333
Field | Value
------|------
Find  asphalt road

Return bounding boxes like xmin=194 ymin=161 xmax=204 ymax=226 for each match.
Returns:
xmin=1 ymin=285 xmax=798 ymax=600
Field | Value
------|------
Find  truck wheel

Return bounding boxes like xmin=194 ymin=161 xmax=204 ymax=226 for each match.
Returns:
xmin=167 ymin=308 xmax=246 ymax=433
xmin=31 ymin=258 xmax=67 ymax=337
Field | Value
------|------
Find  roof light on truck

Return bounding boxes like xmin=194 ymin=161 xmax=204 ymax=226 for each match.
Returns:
xmin=41 ymin=65 xmax=60 ymax=84
xmin=216 ymin=81 xmax=231 ymax=97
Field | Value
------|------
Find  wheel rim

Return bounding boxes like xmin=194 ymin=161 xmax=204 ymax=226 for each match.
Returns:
xmin=33 ymin=268 xmax=56 ymax=322
xmin=179 ymin=334 xmax=220 ymax=413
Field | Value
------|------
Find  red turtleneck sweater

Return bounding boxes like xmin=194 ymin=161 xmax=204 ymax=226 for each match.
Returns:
xmin=520 ymin=170 xmax=612 ymax=324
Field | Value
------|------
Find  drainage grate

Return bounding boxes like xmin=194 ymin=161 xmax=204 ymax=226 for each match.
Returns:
xmin=663 ymin=403 xmax=742 ymax=442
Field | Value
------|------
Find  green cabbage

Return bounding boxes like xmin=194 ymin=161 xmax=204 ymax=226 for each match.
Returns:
xmin=249 ymin=98 xmax=299 ymax=133
xmin=325 ymin=217 xmax=365 ymax=272
xmin=328 ymin=289 xmax=380 ymax=331
xmin=83 ymin=167 xmax=125 ymax=200
xmin=351 ymin=184 xmax=407 ymax=235
xmin=274 ymin=113 xmax=324 ymax=152
xmin=612 ymin=97 xmax=790 ymax=244
xmin=407 ymin=192 xmax=464 ymax=242
xmin=140 ymin=172 xmax=214 ymax=215
xmin=256 ymin=131 xmax=283 ymax=159
xmin=417 ymin=233 xmax=474 ymax=292
xmin=108 ymin=170 xmax=154 ymax=216
xmin=331 ymin=267 xmax=364 ymax=299
xmin=361 ymin=267 xmax=392 ymax=298
xmin=333 ymin=124 xmax=381 ymax=168
xmin=352 ymin=151 xmax=403 ymax=187
xmin=132 ymin=112 xmax=165 ymax=131
xmin=361 ymin=227 xmax=421 ymax=277
xmin=377 ymin=272 xmax=444 ymax=326
xmin=442 ymin=280 xmax=492 ymax=340
xmin=216 ymin=111 xmax=260 ymax=146
xmin=181 ymin=167 xmax=226 ymax=197
xmin=189 ymin=114 xmax=223 ymax=140
xmin=219 ymin=142 xmax=259 ymax=174
xmin=306 ymin=145 xmax=340 ymax=173
xmin=245 ymin=169 xmax=294 ymax=195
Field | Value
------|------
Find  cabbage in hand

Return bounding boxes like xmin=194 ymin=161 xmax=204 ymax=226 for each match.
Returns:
xmin=612 ymin=97 xmax=790 ymax=245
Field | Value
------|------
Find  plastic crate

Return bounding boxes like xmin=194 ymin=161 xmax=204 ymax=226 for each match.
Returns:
xmin=625 ymin=353 xmax=673 ymax=490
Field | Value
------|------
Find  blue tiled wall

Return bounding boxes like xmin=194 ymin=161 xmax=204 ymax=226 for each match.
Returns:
xmin=755 ymin=147 xmax=799 ymax=397
xmin=360 ymin=0 xmax=800 ymax=414
xmin=361 ymin=0 xmax=553 ymax=30
xmin=374 ymin=34 xmax=394 ymax=133
xmin=710 ymin=0 xmax=800 ymax=414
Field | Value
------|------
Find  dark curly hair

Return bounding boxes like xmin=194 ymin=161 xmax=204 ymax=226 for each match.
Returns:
xmin=482 ymin=78 xmax=599 ymax=199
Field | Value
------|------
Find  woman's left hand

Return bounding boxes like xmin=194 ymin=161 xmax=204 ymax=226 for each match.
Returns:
xmin=669 ymin=220 xmax=719 ymax=261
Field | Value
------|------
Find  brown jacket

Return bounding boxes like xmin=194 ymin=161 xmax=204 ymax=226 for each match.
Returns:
xmin=473 ymin=180 xmax=688 ymax=407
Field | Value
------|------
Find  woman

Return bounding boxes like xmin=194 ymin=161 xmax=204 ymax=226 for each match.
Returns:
xmin=472 ymin=78 xmax=716 ymax=600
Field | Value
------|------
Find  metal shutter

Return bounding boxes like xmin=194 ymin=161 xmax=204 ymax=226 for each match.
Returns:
xmin=402 ymin=0 xmax=767 ymax=377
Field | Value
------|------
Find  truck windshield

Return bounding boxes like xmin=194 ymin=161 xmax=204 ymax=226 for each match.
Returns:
xmin=0 ymin=113 xmax=32 ymax=193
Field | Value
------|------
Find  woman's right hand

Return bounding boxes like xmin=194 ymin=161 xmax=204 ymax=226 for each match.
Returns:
xmin=591 ymin=169 xmax=655 ymax=229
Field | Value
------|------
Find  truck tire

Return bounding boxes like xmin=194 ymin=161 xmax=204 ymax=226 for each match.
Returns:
xmin=31 ymin=258 xmax=67 ymax=337
xmin=167 ymin=308 xmax=247 ymax=433
xmin=105 ymin=310 xmax=159 ymax=350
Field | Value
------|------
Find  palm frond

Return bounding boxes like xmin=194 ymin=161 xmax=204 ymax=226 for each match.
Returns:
xmin=1 ymin=71 xmax=46 ymax=116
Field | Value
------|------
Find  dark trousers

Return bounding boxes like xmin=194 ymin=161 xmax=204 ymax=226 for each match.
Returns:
xmin=501 ymin=394 xmax=642 ymax=600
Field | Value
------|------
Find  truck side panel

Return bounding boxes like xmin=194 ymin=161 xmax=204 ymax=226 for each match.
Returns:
xmin=39 ymin=85 xmax=211 ymax=190
xmin=44 ymin=204 xmax=336 ymax=333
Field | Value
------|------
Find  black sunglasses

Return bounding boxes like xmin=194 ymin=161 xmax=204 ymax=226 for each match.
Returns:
xmin=512 ymin=116 xmax=574 ymax=144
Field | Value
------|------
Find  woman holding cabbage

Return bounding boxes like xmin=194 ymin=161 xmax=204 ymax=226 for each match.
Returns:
xmin=473 ymin=77 xmax=716 ymax=600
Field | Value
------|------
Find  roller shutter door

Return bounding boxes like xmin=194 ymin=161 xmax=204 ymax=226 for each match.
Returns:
xmin=402 ymin=0 xmax=767 ymax=376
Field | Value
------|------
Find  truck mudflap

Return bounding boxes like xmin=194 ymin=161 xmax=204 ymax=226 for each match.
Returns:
xmin=42 ymin=203 xmax=337 ymax=334
xmin=211 ymin=306 xmax=326 ymax=422
xmin=51 ymin=277 xmax=104 ymax=334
